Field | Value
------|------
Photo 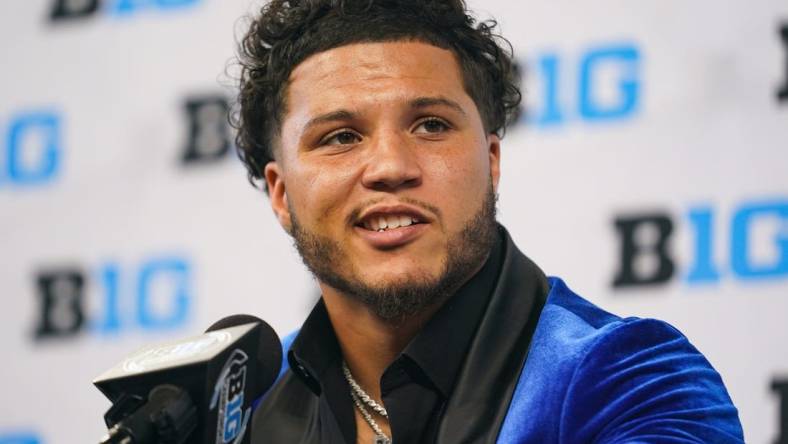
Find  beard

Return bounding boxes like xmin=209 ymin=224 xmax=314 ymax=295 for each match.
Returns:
xmin=289 ymin=186 xmax=498 ymax=322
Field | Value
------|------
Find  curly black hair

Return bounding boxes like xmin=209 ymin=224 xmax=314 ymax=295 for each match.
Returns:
xmin=233 ymin=0 xmax=521 ymax=192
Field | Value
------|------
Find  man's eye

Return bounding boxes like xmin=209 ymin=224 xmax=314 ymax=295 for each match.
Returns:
xmin=415 ymin=118 xmax=450 ymax=134
xmin=324 ymin=131 xmax=361 ymax=145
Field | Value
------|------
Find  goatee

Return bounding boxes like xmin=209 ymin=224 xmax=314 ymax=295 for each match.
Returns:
xmin=289 ymin=187 xmax=498 ymax=321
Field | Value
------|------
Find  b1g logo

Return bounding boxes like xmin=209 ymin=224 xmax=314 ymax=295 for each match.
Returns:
xmin=779 ymin=23 xmax=788 ymax=104
xmin=211 ymin=349 xmax=250 ymax=444
xmin=1 ymin=111 xmax=62 ymax=188
xmin=0 ymin=431 xmax=42 ymax=444
xmin=612 ymin=198 xmax=788 ymax=288
xmin=33 ymin=255 xmax=193 ymax=340
xmin=49 ymin=0 xmax=201 ymax=21
xmin=774 ymin=378 xmax=788 ymax=444
xmin=180 ymin=95 xmax=233 ymax=166
xmin=523 ymin=42 xmax=641 ymax=128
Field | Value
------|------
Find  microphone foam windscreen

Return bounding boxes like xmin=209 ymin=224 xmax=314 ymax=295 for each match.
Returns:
xmin=206 ymin=314 xmax=283 ymax=395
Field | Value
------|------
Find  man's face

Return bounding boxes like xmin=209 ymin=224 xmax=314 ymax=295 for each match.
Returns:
xmin=265 ymin=41 xmax=501 ymax=318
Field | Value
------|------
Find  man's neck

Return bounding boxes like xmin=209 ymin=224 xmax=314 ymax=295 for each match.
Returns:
xmin=317 ymin=249 xmax=492 ymax=401
xmin=320 ymin=285 xmax=443 ymax=402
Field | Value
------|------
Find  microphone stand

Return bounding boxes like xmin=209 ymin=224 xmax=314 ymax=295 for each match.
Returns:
xmin=98 ymin=385 xmax=197 ymax=444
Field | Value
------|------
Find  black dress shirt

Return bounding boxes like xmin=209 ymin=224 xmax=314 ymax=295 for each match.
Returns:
xmin=252 ymin=226 xmax=549 ymax=443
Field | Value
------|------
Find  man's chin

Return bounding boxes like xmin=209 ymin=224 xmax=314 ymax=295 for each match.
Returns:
xmin=353 ymin=263 xmax=444 ymax=287
xmin=352 ymin=278 xmax=443 ymax=300
xmin=328 ymin=272 xmax=453 ymax=321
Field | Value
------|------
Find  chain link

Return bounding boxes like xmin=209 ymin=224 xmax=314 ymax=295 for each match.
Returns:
xmin=342 ymin=361 xmax=392 ymax=444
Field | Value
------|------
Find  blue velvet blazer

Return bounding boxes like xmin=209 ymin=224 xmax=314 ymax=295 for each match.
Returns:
xmin=496 ymin=277 xmax=744 ymax=443
xmin=272 ymin=276 xmax=744 ymax=443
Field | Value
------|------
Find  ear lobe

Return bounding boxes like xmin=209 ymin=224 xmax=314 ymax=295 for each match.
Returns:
xmin=488 ymin=134 xmax=501 ymax=192
xmin=264 ymin=162 xmax=292 ymax=233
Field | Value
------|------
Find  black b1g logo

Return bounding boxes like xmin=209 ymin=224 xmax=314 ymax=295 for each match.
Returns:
xmin=180 ymin=96 xmax=233 ymax=166
xmin=774 ymin=378 xmax=788 ymax=444
xmin=779 ymin=23 xmax=788 ymax=104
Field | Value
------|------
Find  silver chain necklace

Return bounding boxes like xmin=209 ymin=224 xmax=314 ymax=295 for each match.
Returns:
xmin=342 ymin=361 xmax=392 ymax=444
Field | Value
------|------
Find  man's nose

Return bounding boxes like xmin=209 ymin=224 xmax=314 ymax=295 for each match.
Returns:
xmin=360 ymin=130 xmax=422 ymax=191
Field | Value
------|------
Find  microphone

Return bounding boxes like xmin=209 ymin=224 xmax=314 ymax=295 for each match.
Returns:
xmin=93 ymin=315 xmax=282 ymax=444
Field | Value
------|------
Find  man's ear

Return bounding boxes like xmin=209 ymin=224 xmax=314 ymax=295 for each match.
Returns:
xmin=264 ymin=161 xmax=292 ymax=233
xmin=488 ymin=133 xmax=501 ymax=193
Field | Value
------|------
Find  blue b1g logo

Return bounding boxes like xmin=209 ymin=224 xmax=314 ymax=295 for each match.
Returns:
xmin=34 ymin=255 xmax=194 ymax=339
xmin=210 ymin=350 xmax=250 ymax=443
xmin=0 ymin=432 xmax=41 ymax=444
xmin=49 ymin=0 xmax=202 ymax=21
xmin=612 ymin=198 xmax=788 ymax=287
xmin=525 ymin=42 xmax=641 ymax=128
xmin=1 ymin=111 xmax=62 ymax=187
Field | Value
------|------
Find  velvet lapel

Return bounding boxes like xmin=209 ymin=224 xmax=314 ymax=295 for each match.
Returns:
xmin=434 ymin=228 xmax=549 ymax=443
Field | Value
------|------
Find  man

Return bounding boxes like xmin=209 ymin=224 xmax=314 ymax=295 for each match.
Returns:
xmin=234 ymin=1 xmax=744 ymax=442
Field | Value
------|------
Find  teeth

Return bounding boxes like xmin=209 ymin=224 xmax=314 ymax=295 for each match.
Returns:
xmin=363 ymin=214 xmax=421 ymax=231
xmin=386 ymin=215 xmax=401 ymax=229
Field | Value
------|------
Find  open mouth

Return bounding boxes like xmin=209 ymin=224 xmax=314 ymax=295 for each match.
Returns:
xmin=353 ymin=205 xmax=432 ymax=248
xmin=358 ymin=214 xmax=424 ymax=232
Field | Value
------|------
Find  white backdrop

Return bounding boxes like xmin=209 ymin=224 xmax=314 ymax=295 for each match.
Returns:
xmin=0 ymin=1 xmax=786 ymax=443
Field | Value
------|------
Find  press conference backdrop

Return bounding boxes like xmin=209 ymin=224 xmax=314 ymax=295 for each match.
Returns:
xmin=0 ymin=0 xmax=785 ymax=442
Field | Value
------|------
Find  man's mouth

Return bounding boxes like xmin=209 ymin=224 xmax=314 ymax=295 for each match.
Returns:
xmin=359 ymin=214 xmax=423 ymax=232
xmin=352 ymin=203 xmax=432 ymax=248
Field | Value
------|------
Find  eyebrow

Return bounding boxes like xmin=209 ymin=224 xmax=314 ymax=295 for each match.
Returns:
xmin=409 ymin=96 xmax=467 ymax=116
xmin=302 ymin=96 xmax=467 ymax=131
xmin=304 ymin=109 xmax=357 ymax=132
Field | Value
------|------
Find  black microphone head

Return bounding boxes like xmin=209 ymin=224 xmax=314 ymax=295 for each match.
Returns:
xmin=206 ymin=314 xmax=283 ymax=396
xmin=205 ymin=314 xmax=264 ymax=333
xmin=95 ymin=314 xmax=284 ymax=444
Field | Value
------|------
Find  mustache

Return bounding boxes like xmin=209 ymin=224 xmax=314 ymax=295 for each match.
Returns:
xmin=347 ymin=196 xmax=442 ymax=225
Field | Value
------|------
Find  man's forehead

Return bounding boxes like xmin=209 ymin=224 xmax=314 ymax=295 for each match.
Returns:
xmin=291 ymin=40 xmax=457 ymax=79
xmin=285 ymin=41 xmax=469 ymax=116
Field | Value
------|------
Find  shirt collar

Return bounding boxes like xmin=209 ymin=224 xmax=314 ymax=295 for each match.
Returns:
xmin=288 ymin=298 xmax=340 ymax=395
xmin=288 ymin=226 xmax=505 ymax=397
xmin=400 ymin=229 xmax=503 ymax=396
